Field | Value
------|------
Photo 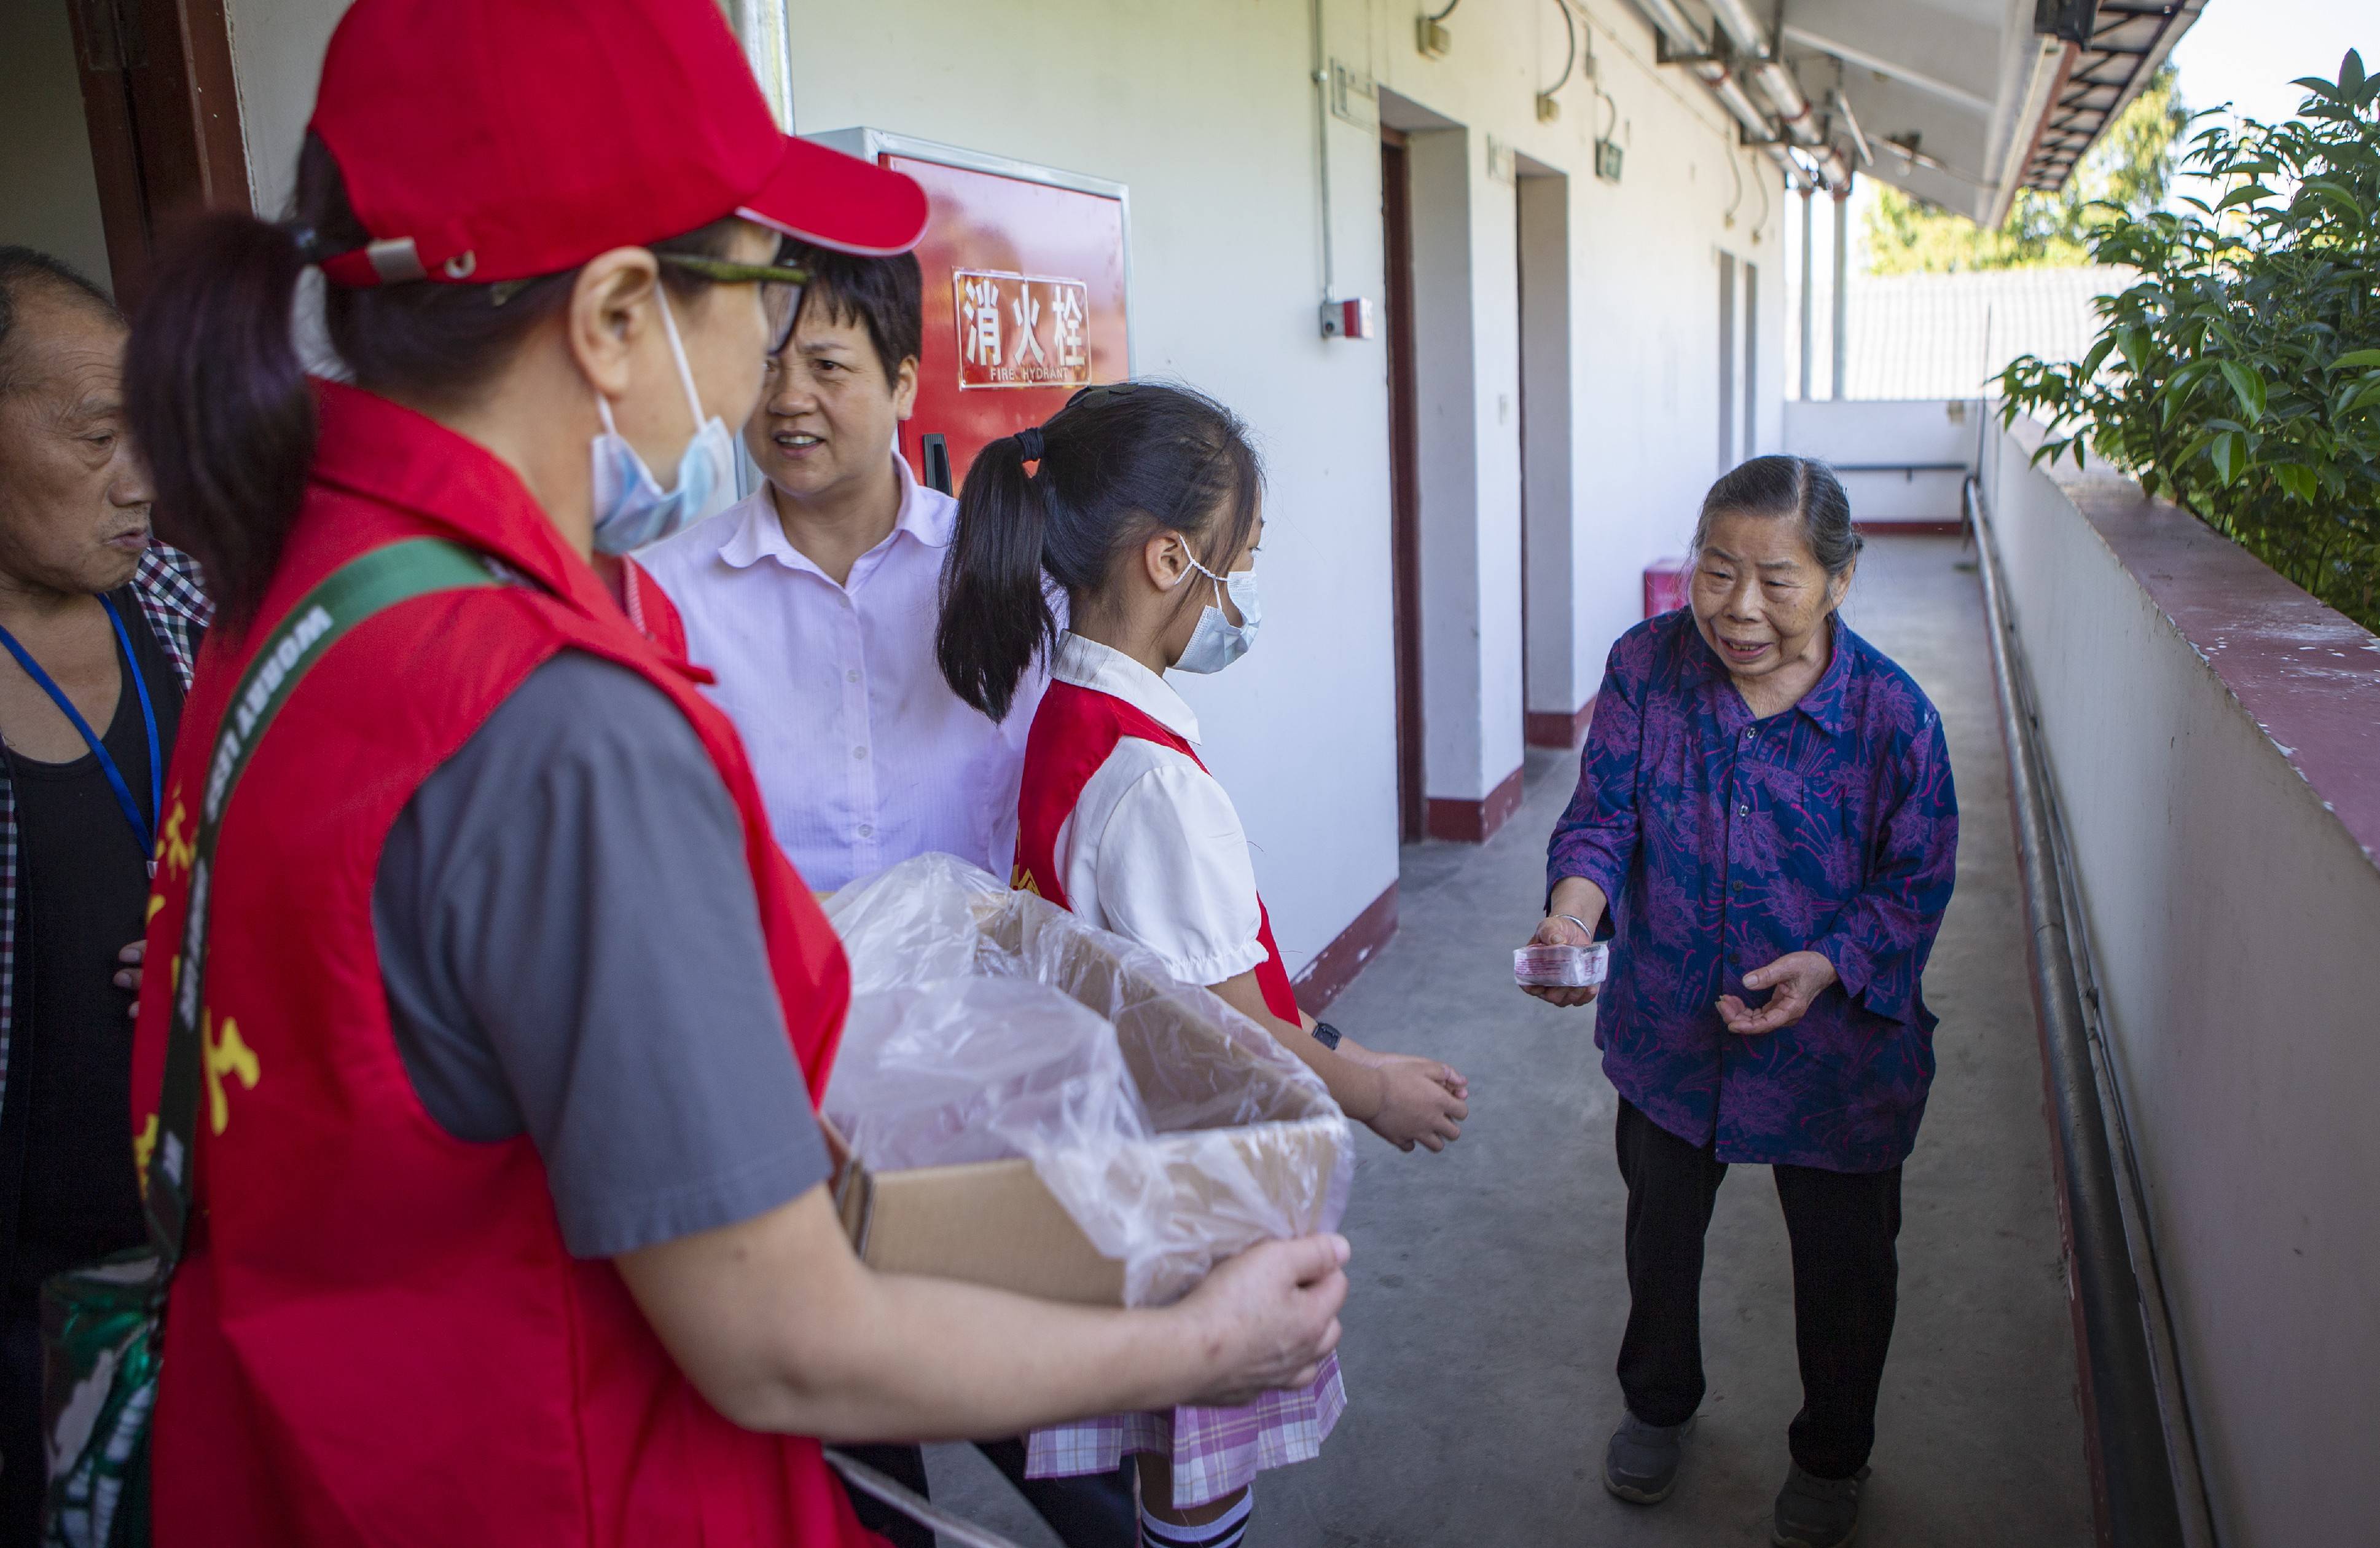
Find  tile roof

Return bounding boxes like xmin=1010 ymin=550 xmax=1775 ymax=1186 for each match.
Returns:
xmin=1836 ymin=265 xmax=2135 ymax=400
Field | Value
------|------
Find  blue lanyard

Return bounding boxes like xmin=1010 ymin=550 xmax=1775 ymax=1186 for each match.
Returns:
xmin=0 ymin=596 xmax=161 ymax=868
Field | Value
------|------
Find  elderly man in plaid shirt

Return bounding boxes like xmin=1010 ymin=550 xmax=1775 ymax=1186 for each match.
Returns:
xmin=0 ymin=248 xmax=208 ymax=1538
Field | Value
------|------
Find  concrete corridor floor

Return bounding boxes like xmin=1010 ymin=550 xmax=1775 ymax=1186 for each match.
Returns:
xmin=924 ymin=537 xmax=2095 ymax=1546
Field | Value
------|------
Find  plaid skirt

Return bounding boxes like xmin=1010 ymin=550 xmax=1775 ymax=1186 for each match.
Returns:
xmin=1022 ymin=1354 xmax=1345 ymax=1509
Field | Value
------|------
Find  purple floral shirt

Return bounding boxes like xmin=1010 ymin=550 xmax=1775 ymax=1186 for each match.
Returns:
xmin=1548 ymin=610 xmax=1957 ymax=1173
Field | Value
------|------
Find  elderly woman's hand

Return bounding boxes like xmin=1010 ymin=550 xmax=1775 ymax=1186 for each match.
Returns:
xmin=1718 ymin=951 xmax=1839 ymax=1035
xmin=1521 ymin=907 xmax=1602 ymax=1008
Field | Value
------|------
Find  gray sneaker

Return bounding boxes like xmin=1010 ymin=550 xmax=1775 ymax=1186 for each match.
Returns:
xmin=1771 ymin=1462 xmax=1870 ymax=1547
xmin=1602 ymin=1412 xmax=1695 ymax=1504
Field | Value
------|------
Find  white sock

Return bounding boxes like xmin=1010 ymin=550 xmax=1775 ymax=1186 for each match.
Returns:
xmin=1138 ymin=1487 xmax=1253 ymax=1548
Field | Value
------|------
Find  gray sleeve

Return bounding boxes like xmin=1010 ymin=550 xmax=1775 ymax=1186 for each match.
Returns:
xmin=374 ymin=651 xmax=831 ymax=1259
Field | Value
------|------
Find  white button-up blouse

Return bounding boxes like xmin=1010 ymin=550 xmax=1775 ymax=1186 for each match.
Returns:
xmin=640 ymin=457 xmax=1046 ymax=893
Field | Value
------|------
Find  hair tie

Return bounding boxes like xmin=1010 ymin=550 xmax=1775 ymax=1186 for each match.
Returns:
xmin=1016 ymin=426 xmax=1046 ymax=463
xmin=285 ymin=224 xmax=327 ymax=265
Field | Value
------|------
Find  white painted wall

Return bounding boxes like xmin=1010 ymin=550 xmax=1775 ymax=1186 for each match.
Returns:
xmin=1 ymin=0 xmax=114 ymax=290
xmin=214 ymin=0 xmax=1787 ymax=973
xmin=1985 ymin=427 xmax=2380 ymax=1548
xmin=1784 ymin=397 xmax=1981 ymax=523
xmin=776 ymin=0 xmax=1785 ymax=960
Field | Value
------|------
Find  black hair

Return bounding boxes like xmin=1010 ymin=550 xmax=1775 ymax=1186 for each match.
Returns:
xmin=781 ymin=241 xmax=922 ymax=383
xmin=936 ymin=383 xmax=1263 ymax=722
xmin=122 ymin=133 xmax=740 ymax=627
xmin=1693 ymin=455 xmax=1861 ymax=578
xmin=0 ymin=247 xmax=122 ymax=396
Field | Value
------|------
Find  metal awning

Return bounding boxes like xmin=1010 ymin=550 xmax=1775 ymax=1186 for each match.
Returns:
xmin=1626 ymin=0 xmax=2212 ymax=227
xmin=2022 ymin=0 xmax=2205 ymax=193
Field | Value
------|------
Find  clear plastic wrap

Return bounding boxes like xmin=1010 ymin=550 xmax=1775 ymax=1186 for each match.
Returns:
xmin=1514 ymin=941 xmax=1609 ymax=988
xmin=824 ymin=854 xmax=1353 ymax=1306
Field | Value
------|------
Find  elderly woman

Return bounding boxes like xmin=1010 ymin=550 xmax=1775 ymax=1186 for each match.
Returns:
xmin=1524 ymin=456 xmax=1956 ymax=1548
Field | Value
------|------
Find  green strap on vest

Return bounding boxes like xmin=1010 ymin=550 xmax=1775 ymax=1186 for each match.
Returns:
xmin=144 ymin=537 xmax=498 ymax=1260
xmin=44 ymin=538 xmax=496 ymax=1548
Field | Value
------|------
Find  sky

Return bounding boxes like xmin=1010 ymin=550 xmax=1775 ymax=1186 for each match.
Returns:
xmin=2167 ymin=0 xmax=2371 ymax=128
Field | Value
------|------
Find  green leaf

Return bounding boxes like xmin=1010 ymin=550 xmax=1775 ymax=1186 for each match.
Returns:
xmin=2218 ymin=362 xmax=2268 ymax=423
xmin=2297 ymin=180 xmax=2368 ymax=226
xmin=2081 ymin=335 xmax=2116 ymax=379
xmin=2332 ymin=350 xmax=2380 ymax=372
xmin=2216 ymin=183 xmax=2274 ymax=211
xmin=2209 ymin=431 xmax=2248 ymax=487
xmin=2352 ymin=379 xmax=2380 ymax=414
xmin=2277 ymin=465 xmax=2319 ymax=503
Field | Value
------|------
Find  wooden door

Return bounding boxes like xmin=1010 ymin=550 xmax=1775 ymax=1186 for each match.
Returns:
xmin=1381 ymin=130 xmax=1426 ymax=843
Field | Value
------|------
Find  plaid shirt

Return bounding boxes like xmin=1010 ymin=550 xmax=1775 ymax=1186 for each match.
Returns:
xmin=0 ymin=544 xmax=211 ymax=1105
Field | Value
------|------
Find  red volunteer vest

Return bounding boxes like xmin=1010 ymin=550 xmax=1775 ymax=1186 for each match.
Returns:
xmin=1013 ymin=679 xmax=1302 ymax=1023
xmin=129 ymin=382 xmax=879 ymax=1548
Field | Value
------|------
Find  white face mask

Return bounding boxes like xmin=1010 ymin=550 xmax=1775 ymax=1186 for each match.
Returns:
xmin=1172 ymin=551 xmax=1262 ymax=674
xmin=589 ymin=289 xmax=738 ymax=556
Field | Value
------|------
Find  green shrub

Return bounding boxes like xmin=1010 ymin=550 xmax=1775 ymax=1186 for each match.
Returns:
xmin=1998 ymin=52 xmax=2380 ymax=633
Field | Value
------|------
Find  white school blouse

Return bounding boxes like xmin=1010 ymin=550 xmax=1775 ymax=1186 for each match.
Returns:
xmin=1046 ymin=634 xmax=1268 ymax=988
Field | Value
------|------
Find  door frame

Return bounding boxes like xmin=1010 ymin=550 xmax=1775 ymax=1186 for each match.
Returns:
xmin=1380 ymin=127 xmax=1427 ymax=844
xmin=64 ymin=0 xmax=250 ymax=312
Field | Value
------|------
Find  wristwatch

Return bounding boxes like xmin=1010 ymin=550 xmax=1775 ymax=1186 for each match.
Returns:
xmin=1310 ymin=1021 xmax=1344 ymax=1050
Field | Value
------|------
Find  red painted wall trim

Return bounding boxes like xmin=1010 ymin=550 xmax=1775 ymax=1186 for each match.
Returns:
xmin=1524 ymin=694 xmax=1595 ymax=750
xmin=1291 ymin=881 xmax=1399 ymax=1016
xmin=1425 ymin=762 xmax=1526 ymax=844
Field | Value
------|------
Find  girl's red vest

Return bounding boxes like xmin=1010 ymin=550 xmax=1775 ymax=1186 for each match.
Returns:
xmin=1012 ymin=678 xmax=1302 ymax=1023
xmin=129 ymin=382 xmax=880 ymax=1547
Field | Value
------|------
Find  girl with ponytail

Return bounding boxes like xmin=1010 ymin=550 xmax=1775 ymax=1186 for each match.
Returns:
xmin=938 ymin=383 xmax=1471 ymax=1546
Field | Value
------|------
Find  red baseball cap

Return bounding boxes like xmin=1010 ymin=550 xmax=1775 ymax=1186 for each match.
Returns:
xmin=310 ymin=0 xmax=926 ymax=287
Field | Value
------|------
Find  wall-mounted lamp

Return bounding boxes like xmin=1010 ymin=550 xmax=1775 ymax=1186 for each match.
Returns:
xmin=1417 ymin=0 xmax=1459 ymax=58
xmin=1536 ymin=0 xmax=1582 ymax=122
xmin=1592 ymin=70 xmax=1623 ymax=181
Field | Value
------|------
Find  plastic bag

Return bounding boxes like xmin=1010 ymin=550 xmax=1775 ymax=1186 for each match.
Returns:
xmin=826 ymin=980 xmax=1151 ymax=1171
xmin=824 ymin=854 xmax=1352 ymax=1306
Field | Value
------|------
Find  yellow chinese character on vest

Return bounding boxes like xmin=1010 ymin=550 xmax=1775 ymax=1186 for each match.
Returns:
xmin=204 ymin=1013 xmax=262 ymax=1135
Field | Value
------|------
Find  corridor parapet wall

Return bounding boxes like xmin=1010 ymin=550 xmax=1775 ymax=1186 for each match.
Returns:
xmin=1984 ymin=418 xmax=2380 ymax=1548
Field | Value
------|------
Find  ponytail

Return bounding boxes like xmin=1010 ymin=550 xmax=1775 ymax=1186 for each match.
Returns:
xmin=938 ymin=433 xmax=1057 ymax=721
xmin=123 ymin=213 xmax=315 ymax=628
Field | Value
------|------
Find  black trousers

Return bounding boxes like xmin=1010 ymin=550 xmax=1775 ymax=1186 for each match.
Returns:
xmin=837 ymin=1440 xmax=1137 ymax=1548
xmin=1614 ymin=1097 xmax=1903 ymax=1480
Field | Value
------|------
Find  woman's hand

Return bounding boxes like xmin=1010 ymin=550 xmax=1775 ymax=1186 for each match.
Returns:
xmin=1521 ymin=910 xmax=1601 ymax=1009
xmin=1176 ymin=1234 xmax=1350 ymax=1406
xmin=1717 ymin=951 xmax=1839 ymax=1035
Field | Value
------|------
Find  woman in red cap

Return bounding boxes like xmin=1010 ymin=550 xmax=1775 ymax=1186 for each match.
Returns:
xmin=101 ymin=1 xmax=1348 ymax=1544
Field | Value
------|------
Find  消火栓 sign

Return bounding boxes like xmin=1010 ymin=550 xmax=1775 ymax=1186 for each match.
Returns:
xmin=955 ymin=269 xmax=1092 ymax=389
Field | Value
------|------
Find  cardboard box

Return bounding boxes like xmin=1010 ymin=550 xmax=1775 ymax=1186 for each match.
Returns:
xmin=827 ymin=876 xmax=1349 ymax=1308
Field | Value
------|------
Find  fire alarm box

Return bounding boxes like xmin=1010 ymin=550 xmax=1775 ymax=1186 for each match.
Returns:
xmin=807 ymin=129 xmax=1132 ymax=496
